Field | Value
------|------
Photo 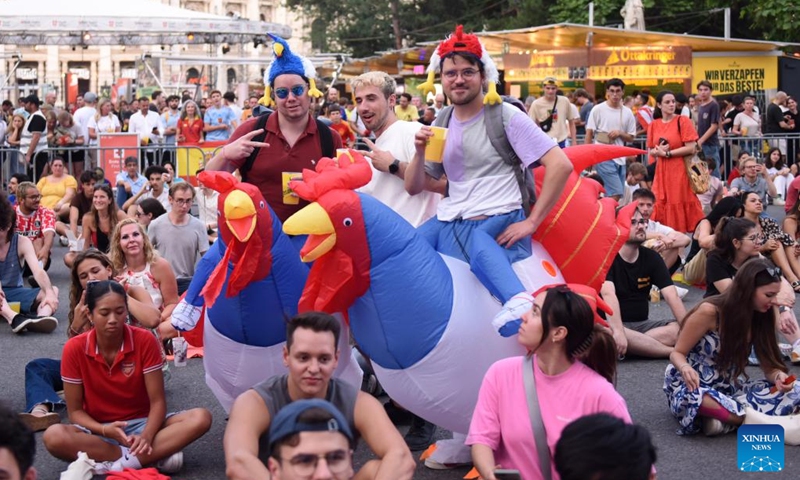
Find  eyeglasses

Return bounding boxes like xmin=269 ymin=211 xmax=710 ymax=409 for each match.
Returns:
xmin=442 ymin=68 xmax=479 ymax=81
xmin=172 ymin=198 xmax=192 ymax=206
xmin=744 ymin=234 xmax=761 ymax=243
xmin=631 ymin=219 xmax=648 ymax=226
xmin=281 ymin=449 xmax=352 ymax=478
xmin=26 ymin=195 xmax=42 ymax=201
xmin=275 ymin=85 xmax=307 ymax=99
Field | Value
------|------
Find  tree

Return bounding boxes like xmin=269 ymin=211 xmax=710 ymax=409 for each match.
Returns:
xmin=742 ymin=0 xmax=800 ymax=42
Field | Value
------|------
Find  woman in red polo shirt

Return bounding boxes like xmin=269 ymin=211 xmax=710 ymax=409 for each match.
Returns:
xmin=176 ymin=100 xmax=204 ymax=144
xmin=42 ymin=280 xmax=211 ymax=475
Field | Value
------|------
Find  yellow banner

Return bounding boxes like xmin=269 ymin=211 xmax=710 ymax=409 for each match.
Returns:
xmin=692 ymin=56 xmax=778 ymax=93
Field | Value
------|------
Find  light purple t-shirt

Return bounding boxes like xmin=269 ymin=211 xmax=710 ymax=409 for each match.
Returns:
xmin=467 ymin=356 xmax=632 ymax=480
xmin=425 ymin=104 xmax=556 ymax=221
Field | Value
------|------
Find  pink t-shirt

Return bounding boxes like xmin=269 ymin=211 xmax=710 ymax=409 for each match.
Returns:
xmin=466 ymin=356 xmax=632 ymax=480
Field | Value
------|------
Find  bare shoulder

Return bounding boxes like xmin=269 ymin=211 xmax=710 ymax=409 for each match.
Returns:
xmin=693 ymin=302 xmax=719 ymax=326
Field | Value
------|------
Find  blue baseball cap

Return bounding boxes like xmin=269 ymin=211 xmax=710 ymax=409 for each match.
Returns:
xmin=268 ymin=399 xmax=353 ymax=454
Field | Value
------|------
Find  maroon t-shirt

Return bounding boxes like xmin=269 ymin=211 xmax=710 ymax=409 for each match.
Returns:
xmin=229 ymin=115 xmax=342 ymax=223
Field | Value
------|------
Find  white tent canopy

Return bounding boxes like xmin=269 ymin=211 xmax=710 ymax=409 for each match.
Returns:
xmin=0 ymin=0 xmax=291 ymax=46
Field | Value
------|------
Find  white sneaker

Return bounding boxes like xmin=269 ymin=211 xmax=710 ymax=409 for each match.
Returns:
xmin=675 ymin=286 xmax=689 ymax=299
xmin=702 ymin=417 xmax=737 ymax=436
xmin=774 ymin=197 xmax=786 ymax=206
xmin=156 ymin=451 xmax=184 ymax=474
xmin=491 ymin=292 xmax=534 ymax=337
xmin=791 ymin=343 xmax=800 ymax=364
xmin=59 ymin=235 xmax=69 ymax=247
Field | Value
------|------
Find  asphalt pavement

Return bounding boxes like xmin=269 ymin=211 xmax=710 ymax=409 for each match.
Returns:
xmin=1 ymin=205 xmax=799 ymax=479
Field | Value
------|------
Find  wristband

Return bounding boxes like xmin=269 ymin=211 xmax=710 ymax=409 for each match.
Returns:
xmin=102 ymin=424 xmax=107 ymax=437
xmin=779 ymin=306 xmax=788 ymax=313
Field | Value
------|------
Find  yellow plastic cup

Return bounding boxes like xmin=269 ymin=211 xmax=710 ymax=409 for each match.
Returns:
xmin=9 ymin=302 xmax=20 ymax=313
xmin=741 ymin=127 xmax=748 ymax=136
xmin=336 ymin=148 xmax=353 ymax=162
xmin=425 ymin=127 xmax=447 ymax=163
xmin=281 ymin=172 xmax=303 ymax=205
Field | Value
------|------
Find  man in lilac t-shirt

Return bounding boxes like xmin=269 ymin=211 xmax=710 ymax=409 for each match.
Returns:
xmin=404 ymin=28 xmax=573 ymax=337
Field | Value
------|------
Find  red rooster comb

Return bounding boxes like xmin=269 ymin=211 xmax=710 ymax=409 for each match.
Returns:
xmin=198 ymin=170 xmax=238 ymax=194
xmin=437 ymin=24 xmax=483 ymax=60
xmin=289 ymin=149 xmax=372 ymax=202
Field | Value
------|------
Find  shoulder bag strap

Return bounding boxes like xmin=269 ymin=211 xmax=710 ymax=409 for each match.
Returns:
xmin=522 ymin=355 xmax=552 ymax=480
xmin=315 ymin=119 xmax=335 ymax=158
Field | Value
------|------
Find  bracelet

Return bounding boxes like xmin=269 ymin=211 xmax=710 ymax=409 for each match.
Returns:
xmin=779 ymin=306 xmax=788 ymax=313
xmin=69 ymin=325 xmax=81 ymax=336
xmin=102 ymin=424 xmax=107 ymax=437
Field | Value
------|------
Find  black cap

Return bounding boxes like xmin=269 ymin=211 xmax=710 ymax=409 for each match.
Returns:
xmin=268 ymin=399 xmax=353 ymax=455
xmin=22 ymin=94 xmax=41 ymax=106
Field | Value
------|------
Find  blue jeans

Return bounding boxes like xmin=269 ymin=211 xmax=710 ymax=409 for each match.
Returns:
xmin=25 ymin=358 xmax=64 ymax=413
xmin=417 ymin=210 xmax=530 ymax=303
xmin=594 ymin=160 xmax=626 ymax=198
xmin=702 ymin=143 xmax=721 ymax=178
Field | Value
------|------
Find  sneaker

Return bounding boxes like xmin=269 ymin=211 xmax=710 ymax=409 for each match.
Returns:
xmin=748 ymin=347 xmax=760 ymax=366
xmin=779 ymin=342 xmax=793 ymax=359
xmin=774 ymin=197 xmax=786 ymax=206
xmin=491 ymin=292 xmax=534 ymax=337
xmin=423 ymin=458 xmax=472 ymax=470
xmin=156 ymin=451 xmax=183 ymax=474
xmin=18 ymin=411 xmax=60 ymax=432
xmin=59 ymin=235 xmax=69 ymax=246
xmin=10 ymin=313 xmax=39 ymax=334
xmin=404 ymin=414 xmax=436 ymax=451
xmin=92 ymin=460 xmax=121 ymax=475
xmin=675 ymin=286 xmax=689 ymax=299
xmin=24 ymin=315 xmax=58 ymax=334
xmin=702 ymin=417 xmax=737 ymax=436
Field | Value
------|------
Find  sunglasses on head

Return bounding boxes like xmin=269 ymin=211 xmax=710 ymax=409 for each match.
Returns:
xmin=274 ymin=85 xmax=307 ymax=100
xmin=766 ymin=266 xmax=782 ymax=279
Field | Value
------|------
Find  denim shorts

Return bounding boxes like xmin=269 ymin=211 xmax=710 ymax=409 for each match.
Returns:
xmin=75 ymin=413 xmax=177 ymax=446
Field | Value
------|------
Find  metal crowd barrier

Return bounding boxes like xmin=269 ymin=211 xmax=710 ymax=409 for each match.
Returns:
xmin=0 ymin=144 xmax=216 ymax=185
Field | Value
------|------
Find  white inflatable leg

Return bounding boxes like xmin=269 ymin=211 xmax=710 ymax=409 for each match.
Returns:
xmin=427 ymin=433 xmax=472 ymax=465
xmin=744 ymin=407 xmax=800 ymax=445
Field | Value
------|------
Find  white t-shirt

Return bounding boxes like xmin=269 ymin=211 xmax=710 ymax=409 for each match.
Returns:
xmin=140 ymin=188 xmax=171 ymax=212
xmin=195 ymin=187 xmax=219 ymax=228
xmin=733 ymin=111 xmax=761 ymax=136
xmin=87 ymin=115 xmax=121 ymax=145
xmin=129 ymin=111 xmax=163 ymax=142
xmin=73 ymin=106 xmax=97 ymax=143
xmin=358 ymin=120 xmax=440 ymax=227
xmin=646 ymin=219 xmax=675 ymax=237
xmin=585 ymin=102 xmax=637 ymax=165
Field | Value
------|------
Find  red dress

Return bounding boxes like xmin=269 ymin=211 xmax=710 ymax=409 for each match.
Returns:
xmin=178 ymin=117 xmax=204 ymax=144
xmin=647 ymin=115 xmax=704 ymax=232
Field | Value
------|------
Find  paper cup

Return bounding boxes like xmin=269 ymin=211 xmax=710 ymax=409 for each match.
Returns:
xmin=8 ymin=302 xmax=20 ymax=313
xmin=282 ymin=172 xmax=303 ymax=205
xmin=425 ymin=127 xmax=447 ymax=163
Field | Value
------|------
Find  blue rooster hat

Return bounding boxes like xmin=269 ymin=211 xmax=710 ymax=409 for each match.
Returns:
xmin=260 ymin=33 xmax=323 ymax=107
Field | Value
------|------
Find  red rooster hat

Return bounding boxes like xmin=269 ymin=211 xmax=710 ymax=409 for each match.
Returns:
xmin=418 ymin=25 xmax=501 ymax=105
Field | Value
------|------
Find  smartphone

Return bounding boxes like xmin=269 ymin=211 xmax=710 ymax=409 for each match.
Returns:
xmin=658 ymin=137 xmax=668 ymax=146
xmin=494 ymin=469 xmax=522 ymax=480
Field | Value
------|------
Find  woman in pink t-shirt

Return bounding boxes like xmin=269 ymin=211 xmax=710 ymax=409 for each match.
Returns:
xmin=467 ymin=284 xmax=632 ymax=480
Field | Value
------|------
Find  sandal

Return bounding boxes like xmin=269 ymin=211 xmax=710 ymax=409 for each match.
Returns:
xmin=792 ymin=280 xmax=800 ymax=293
xmin=19 ymin=406 xmax=60 ymax=432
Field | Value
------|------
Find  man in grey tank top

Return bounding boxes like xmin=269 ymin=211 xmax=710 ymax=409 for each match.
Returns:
xmin=224 ymin=312 xmax=415 ymax=480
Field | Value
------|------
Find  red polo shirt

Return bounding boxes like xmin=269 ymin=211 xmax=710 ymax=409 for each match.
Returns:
xmin=229 ymin=114 xmax=343 ymax=223
xmin=61 ymin=324 xmax=163 ymax=423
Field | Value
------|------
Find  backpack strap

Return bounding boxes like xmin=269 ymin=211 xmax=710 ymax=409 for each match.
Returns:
xmin=485 ymin=102 xmax=535 ymax=215
xmin=240 ymin=111 xmax=271 ymax=183
xmin=240 ymin=112 xmax=335 ymax=183
xmin=434 ymin=106 xmax=454 ymax=128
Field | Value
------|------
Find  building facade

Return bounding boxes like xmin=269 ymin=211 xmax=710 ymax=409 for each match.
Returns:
xmin=0 ymin=0 xmax=313 ymax=104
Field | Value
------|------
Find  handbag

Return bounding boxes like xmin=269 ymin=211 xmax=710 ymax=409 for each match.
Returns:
xmin=539 ymin=96 xmax=558 ymax=133
xmin=676 ymin=117 xmax=711 ymax=194
xmin=523 ymin=355 xmax=552 ymax=480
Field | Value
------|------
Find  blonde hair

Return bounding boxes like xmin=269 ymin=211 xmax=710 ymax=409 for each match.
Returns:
xmin=350 ymin=72 xmax=396 ymax=100
xmin=109 ymin=218 xmax=158 ymax=272
xmin=95 ymin=98 xmax=112 ymax=122
xmin=7 ymin=114 xmax=26 ymax=140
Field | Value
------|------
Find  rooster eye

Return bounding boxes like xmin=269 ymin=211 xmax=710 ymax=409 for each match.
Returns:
xmin=259 ymin=200 xmax=266 ymax=209
xmin=343 ymin=218 xmax=353 ymax=227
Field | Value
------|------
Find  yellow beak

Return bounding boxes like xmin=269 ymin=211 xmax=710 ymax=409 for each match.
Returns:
xmin=224 ymin=190 xmax=257 ymax=242
xmin=283 ymin=202 xmax=336 ymax=262
xmin=274 ymin=43 xmax=284 ymax=57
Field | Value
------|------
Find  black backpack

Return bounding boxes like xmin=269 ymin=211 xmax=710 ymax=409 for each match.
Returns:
xmin=240 ymin=110 xmax=335 ymax=182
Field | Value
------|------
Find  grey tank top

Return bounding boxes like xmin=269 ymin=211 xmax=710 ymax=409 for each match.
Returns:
xmin=254 ymin=374 xmax=359 ymax=463
xmin=0 ymin=234 xmax=23 ymax=288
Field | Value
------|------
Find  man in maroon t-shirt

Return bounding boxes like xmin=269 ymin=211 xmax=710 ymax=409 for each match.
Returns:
xmin=205 ymin=35 xmax=342 ymax=224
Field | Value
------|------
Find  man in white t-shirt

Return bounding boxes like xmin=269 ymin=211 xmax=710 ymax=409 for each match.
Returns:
xmin=73 ymin=92 xmax=98 ymax=167
xmin=353 ymin=71 xmax=444 ymax=228
xmin=585 ymin=78 xmax=637 ymax=201
xmin=633 ymin=188 xmax=690 ymax=275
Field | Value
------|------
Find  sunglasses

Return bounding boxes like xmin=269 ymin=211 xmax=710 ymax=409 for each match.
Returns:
xmin=274 ymin=85 xmax=307 ymax=99
xmin=766 ymin=266 xmax=782 ymax=279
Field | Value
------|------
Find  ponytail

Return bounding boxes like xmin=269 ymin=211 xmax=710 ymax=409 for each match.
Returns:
xmin=577 ymin=326 xmax=618 ymax=384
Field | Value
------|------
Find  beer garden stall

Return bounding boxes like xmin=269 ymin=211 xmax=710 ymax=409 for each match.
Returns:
xmin=338 ymin=23 xmax=800 ymax=104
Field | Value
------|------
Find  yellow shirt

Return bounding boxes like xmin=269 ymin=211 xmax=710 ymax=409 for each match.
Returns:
xmin=394 ymin=105 xmax=419 ymax=122
xmin=37 ymin=175 xmax=78 ymax=209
